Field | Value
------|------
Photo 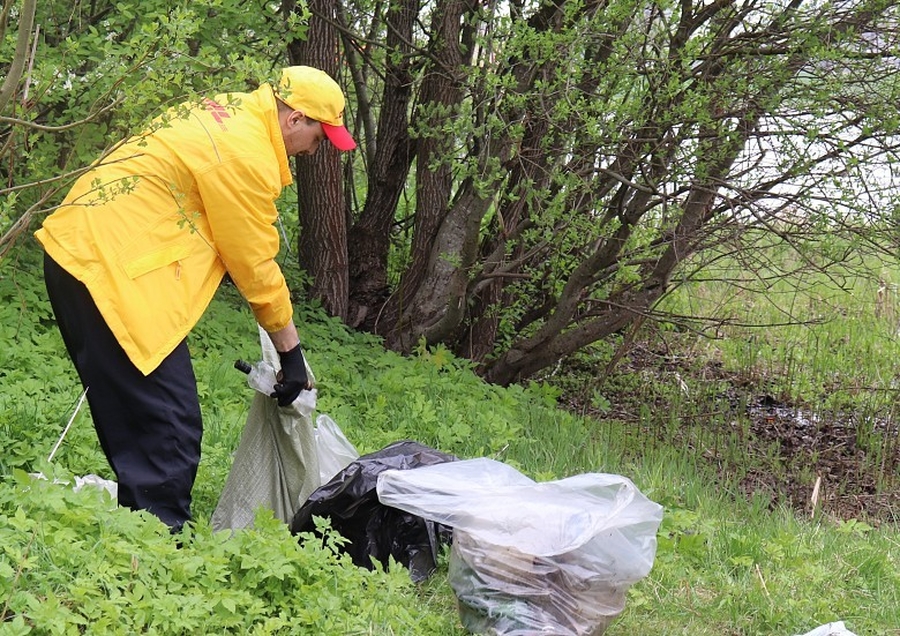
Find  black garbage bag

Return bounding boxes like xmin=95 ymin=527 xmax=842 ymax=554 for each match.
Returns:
xmin=290 ymin=440 xmax=457 ymax=581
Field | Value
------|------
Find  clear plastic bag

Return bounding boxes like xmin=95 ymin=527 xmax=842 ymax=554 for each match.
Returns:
xmin=376 ymin=458 xmax=664 ymax=635
xmin=315 ymin=414 xmax=359 ymax=484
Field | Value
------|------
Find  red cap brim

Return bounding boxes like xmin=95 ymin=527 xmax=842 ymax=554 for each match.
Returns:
xmin=322 ymin=123 xmax=357 ymax=151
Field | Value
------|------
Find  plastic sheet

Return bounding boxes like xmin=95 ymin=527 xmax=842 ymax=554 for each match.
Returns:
xmin=796 ymin=623 xmax=857 ymax=636
xmin=291 ymin=440 xmax=457 ymax=581
xmin=376 ymin=458 xmax=664 ymax=635
xmin=30 ymin=472 xmax=118 ymax=500
xmin=315 ymin=414 xmax=359 ymax=484
xmin=73 ymin=474 xmax=118 ymax=498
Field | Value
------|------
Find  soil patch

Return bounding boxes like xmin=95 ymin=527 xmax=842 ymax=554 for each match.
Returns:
xmin=738 ymin=394 xmax=900 ymax=524
xmin=559 ymin=343 xmax=900 ymax=525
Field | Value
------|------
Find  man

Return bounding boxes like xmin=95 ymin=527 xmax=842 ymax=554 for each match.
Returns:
xmin=35 ymin=66 xmax=356 ymax=530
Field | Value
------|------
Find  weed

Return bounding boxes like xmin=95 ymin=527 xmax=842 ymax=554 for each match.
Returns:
xmin=1 ymin=248 xmax=898 ymax=634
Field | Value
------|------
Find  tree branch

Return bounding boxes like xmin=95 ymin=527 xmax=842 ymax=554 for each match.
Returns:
xmin=0 ymin=0 xmax=36 ymax=112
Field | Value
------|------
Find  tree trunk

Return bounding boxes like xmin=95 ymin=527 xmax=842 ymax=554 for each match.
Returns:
xmin=374 ymin=0 xmax=472 ymax=350
xmin=289 ymin=0 xmax=350 ymax=321
xmin=346 ymin=0 xmax=419 ymax=329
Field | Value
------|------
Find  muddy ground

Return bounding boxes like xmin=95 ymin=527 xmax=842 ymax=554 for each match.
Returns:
xmin=560 ymin=343 xmax=900 ymax=525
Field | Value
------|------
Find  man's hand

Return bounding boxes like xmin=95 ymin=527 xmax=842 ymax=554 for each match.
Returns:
xmin=271 ymin=344 xmax=310 ymax=406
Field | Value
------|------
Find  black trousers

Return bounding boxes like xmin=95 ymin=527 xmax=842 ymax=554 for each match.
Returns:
xmin=43 ymin=252 xmax=202 ymax=529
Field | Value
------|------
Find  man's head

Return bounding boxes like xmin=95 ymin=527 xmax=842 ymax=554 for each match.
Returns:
xmin=276 ymin=66 xmax=356 ymax=153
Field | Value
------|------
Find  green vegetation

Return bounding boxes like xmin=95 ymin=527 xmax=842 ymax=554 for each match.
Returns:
xmin=4 ymin=1 xmax=899 ymax=632
xmin=1 ymin=242 xmax=898 ymax=634
xmin=658 ymin=249 xmax=900 ymax=412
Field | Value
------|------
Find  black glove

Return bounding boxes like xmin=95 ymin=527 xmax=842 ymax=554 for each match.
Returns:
xmin=271 ymin=344 xmax=310 ymax=407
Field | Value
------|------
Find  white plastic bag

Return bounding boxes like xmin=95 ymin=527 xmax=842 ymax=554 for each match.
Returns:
xmin=30 ymin=472 xmax=118 ymax=501
xmin=795 ymin=622 xmax=857 ymax=636
xmin=315 ymin=414 xmax=359 ymax=484
xmin=73 ymin=474 xmax=118 ymax=499
xmin=211 ymin=326 xmax=321 ymax=531
xmin=377 ymin=458 xmax=664 ymax=635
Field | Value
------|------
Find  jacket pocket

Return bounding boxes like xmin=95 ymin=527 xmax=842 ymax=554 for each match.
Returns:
xmin=122 ymin=244 xmax=192 ymax=279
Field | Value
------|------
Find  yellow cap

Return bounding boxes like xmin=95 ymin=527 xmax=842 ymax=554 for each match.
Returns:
xmin=277 ymin=66 xmax=356 ymax=151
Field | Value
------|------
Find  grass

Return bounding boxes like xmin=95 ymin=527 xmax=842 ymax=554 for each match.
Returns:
xmin=2 ymin=242 xmax=899 ymax=634
xmin=659 ymin=252 xmax=900 ymax=411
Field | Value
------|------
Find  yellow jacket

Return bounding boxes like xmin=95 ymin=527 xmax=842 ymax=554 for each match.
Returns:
xmin=36 ymin=83 xmax=295 ymax=375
